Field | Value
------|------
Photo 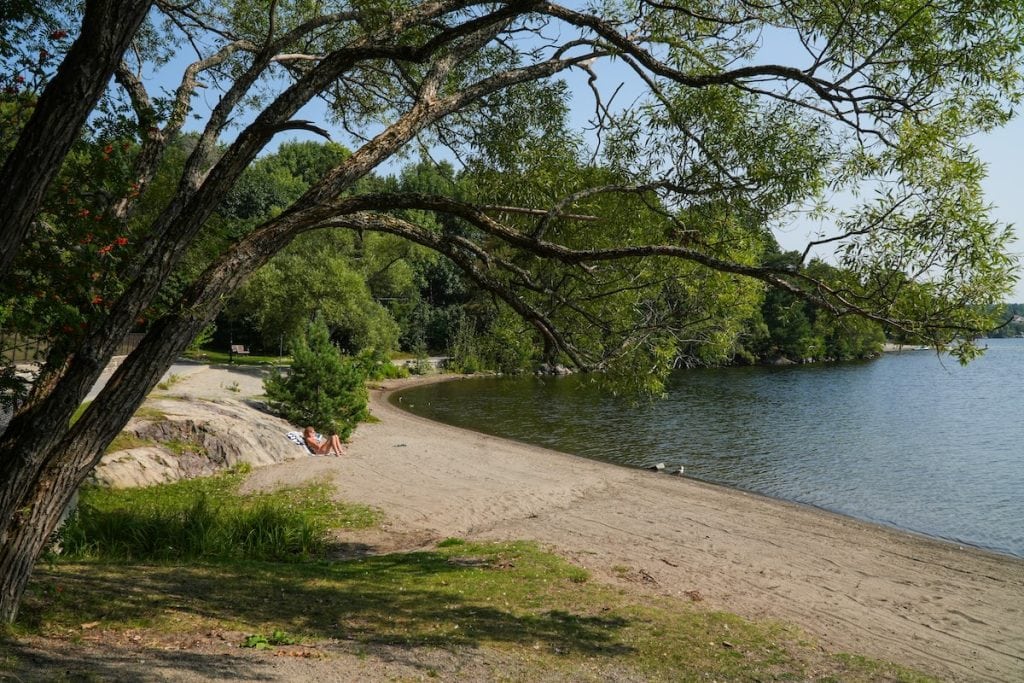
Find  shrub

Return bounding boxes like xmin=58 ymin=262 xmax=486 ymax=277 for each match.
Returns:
xmin=264 ymin=318 xmax=368 ymax=439
xmin=353 ymin=348 xmax=409 ymax=380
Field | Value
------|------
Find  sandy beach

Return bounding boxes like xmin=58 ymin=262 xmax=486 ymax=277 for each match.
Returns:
xmin=232 ymin=373 xmax=1024 ymax=681
xmin=18 ymin=364 xmax=1020 ymax=681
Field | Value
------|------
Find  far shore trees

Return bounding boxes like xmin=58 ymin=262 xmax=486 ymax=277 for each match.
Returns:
xmin=1 ymin=0 xmax=1021 ymax=623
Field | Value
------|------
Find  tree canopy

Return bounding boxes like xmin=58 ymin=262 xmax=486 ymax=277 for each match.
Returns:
xmin=1 ymin=0 xmax=1022 ymax=623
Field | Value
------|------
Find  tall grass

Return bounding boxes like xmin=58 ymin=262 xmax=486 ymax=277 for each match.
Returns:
xmin=58 ymin=470 xmax=378 ymax=562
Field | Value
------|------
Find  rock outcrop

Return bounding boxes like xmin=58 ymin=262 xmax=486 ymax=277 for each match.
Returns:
xmin=91 ymin=395 xmax=307 ymax=488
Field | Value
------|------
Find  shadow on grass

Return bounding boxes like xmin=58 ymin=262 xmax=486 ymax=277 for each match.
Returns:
xmin=15 ymin=543 xmax=633 ymax=680
xmin=1 ymin=635 xmax=272 ymax=683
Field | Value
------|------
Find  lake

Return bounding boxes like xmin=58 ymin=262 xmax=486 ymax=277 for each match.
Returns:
xmin=393 ymin=338 xmax=1024 ymax=558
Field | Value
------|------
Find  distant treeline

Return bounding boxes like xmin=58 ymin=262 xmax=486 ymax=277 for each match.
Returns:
xmin=988 ymin=304 xmax=1024 ymax=338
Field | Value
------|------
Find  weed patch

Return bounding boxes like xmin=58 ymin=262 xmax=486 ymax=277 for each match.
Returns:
xmin=103 ymin=432 xmax=153 ymax=454
xmin=155 ymin=373 xmax=184 ymax=391
xmin=163 ymin=437 xmax=207 ymax=457
xmin=132 ymin=406 xmax=168 ymax=421
xmin=56 ymin=472 xmax=379 ymax=563
xmin=241 ymin=629 xmax=301 ymax=649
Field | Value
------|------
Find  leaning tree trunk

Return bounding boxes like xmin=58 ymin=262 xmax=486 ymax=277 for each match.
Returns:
xmin=0 ymin=304 xmax=214 ymax=622
xmin=0 ymin=0 xmax=154 ymax=277
xmin=0 ymin=51 xmax=449 ymax=620
xmin=0 ymin=207 xmax=299 ymax=622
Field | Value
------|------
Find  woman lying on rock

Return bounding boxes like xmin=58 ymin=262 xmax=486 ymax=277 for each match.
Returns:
xmin=303 ymin=426 xmax=346 ymax=456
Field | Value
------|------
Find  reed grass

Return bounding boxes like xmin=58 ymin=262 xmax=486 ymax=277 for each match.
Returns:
xmin=57 ymin=469 xmax=378 ymax=562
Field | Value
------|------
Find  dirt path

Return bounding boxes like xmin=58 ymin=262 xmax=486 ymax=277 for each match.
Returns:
xmin=243 ymin=374 xmax=1024 ymax=681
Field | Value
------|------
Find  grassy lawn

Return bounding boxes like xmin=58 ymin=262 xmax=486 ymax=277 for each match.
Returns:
xmin=182 ymin=349 xmax=289 ymax=366
xmin=55 ymin=468 xmax=378 ymax=562
xmin=5 ymin=473 xmax=935 ymax=682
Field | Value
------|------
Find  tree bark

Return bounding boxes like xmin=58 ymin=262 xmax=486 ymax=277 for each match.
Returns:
xmin=0 ymin=327 xmax=192 ymax=622
xmin=0 ymin=85 xmax=428 ymax=623
xmin=0 ymin=212 xmax=291 ymax=623
xmin=0 ymin=0 xmax=153 ymax=277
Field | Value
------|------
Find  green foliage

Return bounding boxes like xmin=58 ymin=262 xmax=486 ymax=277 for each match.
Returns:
xmin=739 ymin=252 xmax=886 ymax=363
xmin=987 ymin=303 xmax=1024 ymax=338
xmin=352 ymin=348 xmax=408 ymax=380
xmin=0 ymin=134 xmax=140 ymax=351
xmin=3 ymin=0 xmax=1024 ymax=638
xmin=186 ymin=323 xmax=216 ymax=353
xmin=263 ymin=318 xmax=369 ymax=439
xmin=229 ymin=232 xmax=401 ymax=355
xmin=241 ymin=629 xmax=300 ymax=649
xmin=221 ymin=141 xmax=349 ymax=221
xmin=57 ymin=472 xmax=379 ymax=562
xmin=445 ymin=314 xmax=484 ymax=374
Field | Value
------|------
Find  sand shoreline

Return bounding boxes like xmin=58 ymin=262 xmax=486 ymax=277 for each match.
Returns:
xmin=133 ymin=366 xmax=1024 ymax=681
xmin=335 ymin=374 xmax=1024 ymax=681
xmin=381 ymin=373 xmax=1019 ymax=561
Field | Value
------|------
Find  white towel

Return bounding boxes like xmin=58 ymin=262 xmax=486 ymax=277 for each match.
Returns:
xmin=285 ymin=431 xmax=314 ymax=454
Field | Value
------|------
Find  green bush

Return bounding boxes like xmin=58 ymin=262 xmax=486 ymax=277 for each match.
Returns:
xmin=446 ymin=315 xmax=483 ymax=374
xmin=353 ymin=348 xmax=409 ymax=380
xmin=264 ymin=318 xmax=368 ymax=439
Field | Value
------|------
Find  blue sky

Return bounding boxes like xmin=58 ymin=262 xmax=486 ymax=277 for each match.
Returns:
xmin=974 ymin=119 xmax=1024 ymax=301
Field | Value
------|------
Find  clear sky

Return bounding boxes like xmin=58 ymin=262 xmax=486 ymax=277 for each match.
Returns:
xmin=975 ymin=118 xmax=1024 ymax=302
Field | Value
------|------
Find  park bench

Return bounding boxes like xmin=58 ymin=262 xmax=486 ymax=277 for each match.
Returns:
xmin=229 ymin=344 xmax=250 ymax=355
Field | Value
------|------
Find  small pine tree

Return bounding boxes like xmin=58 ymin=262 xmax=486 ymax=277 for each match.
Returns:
xmin=264 ymin=318 xmax=368 ymax=439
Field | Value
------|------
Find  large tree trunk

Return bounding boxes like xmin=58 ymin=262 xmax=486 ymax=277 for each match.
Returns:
xmin=0 ymin=306 xmax=214 ymax=622
xmin=0 ymin=29 xmax=452 ymax=621
xmin=0 ymin=0 xmax=154 ymax=277
xmin=0 ymin=205 xmax=300 ymax=622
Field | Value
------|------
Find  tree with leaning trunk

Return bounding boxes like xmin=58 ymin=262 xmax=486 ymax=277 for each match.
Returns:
xmin=0 ymin=0 xmax=1021 ymax=623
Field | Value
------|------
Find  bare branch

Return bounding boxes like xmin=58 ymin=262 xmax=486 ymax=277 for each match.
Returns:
xmin=253 ymin=119 xmax=333 ymax=140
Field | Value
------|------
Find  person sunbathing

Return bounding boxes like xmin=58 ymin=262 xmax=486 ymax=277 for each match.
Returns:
xmin=303 ymin=426 xmax=346 ymax=456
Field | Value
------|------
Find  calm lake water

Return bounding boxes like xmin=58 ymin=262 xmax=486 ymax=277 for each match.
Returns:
xmin=394 ymin=338 xmax=1024 ymax=558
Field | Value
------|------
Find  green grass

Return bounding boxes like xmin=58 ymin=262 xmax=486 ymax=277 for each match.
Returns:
xmin=18 ymin=539 xmax=935 ymax=681
xmin=183 ymin=348 xmax=288 ymax=366
xmin=104 ymin=431 xmax=153 ymax=453
xmin=162 ymin=436 xmax=207 ymax=456
xmin=56 ymin=470 xmax=379 ymax=563
xmin=133 ymin=406 xmax=168 ymax=421
xmin=10 ymin=475 xmax=935 ymax=681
